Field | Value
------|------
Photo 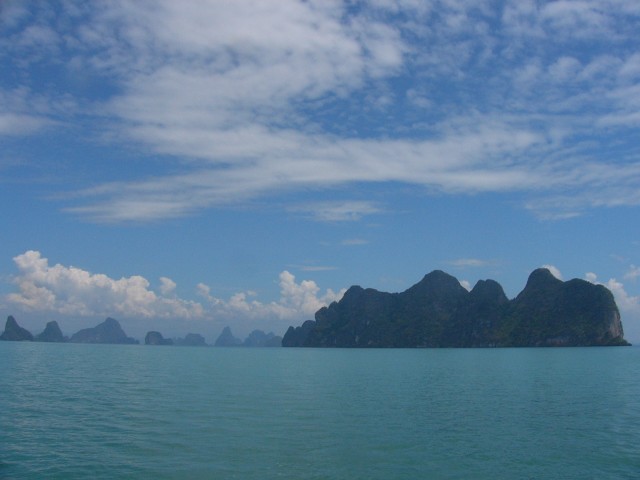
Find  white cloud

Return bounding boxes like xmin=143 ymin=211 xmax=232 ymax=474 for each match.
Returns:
xmin=277 ymin=270 xmax=344 ymax=316
xmin=67 ymin=119 xmax=551 ymax=222
xmin=4 ymin=1 xmax=640 ymax=221
xmin=197 ymin=270 xmax=345 ymax=321
xmin=298 ymin=265 xmax=338 ymax=272
xmin=605 ymin=278 xmax=640 ymax=313
xmin=159 ymin=277 xmax=176 ymax=296
xmin=7 ymin=250 xmax=204 ymax=319
xmin=542 ymin=264 xmax=563 ymax=280
xmin=450 ymin=258 xmax=494 ymax=268
xmin=585 ymin=271 xmax=640 ymax=341
xmin=624 ymin=265 xmax=640 ymax=281
xmin=5 ymin=251 xmax=343 ymax=326
xmin=289 ymin=201 xmax=383 ymax=222
xmin=341 ymin=239 xmax=369 ymax=246
xmin=0 ymin=112 xmax=51 ymax=136
xmin=0 ymin=87 xmax=59 ymax=136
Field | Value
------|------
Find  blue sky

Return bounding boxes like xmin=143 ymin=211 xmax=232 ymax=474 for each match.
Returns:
xmin=1 ymin=0 xmax=640 ymax=342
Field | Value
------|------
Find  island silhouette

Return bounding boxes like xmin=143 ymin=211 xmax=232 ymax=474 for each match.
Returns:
xmin=1 ymin=268 xmax=630 ymax=348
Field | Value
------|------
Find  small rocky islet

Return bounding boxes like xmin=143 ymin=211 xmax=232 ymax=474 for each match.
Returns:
xmin=1 ymin=268 xmax=631 ymax=348
xmin=0 ymin=316 xmax=281 ymax=347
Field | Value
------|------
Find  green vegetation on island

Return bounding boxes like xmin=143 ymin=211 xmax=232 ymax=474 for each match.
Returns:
xmin=283 ymin=268 xmax=629 ymax=348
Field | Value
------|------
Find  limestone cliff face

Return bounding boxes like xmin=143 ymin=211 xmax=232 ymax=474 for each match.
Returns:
xmin=282 ymin=268 xmax=629 ymax=348
xmin=506 ymin=269 xmax=626 ymax=346
xmin=607 ymin=310 xmax=624 ymax=340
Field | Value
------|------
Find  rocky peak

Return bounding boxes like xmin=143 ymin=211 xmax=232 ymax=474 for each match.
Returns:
xmin=214 ymin=326 xmax=242 ymax=347
xmin=522 ymin=267 xmax=562 ymax=290
xmin=470 ymin=279 xmax=508 ymax=304
xmin=69 ymin=317 xmax=138 ymax=344
xmin=408 ymin=270 xmax=467 ymax=295
xmin=0 ymin=315 xmax=34 ymax=341
xmin=35 ymin=321 xmax=66 ymax=342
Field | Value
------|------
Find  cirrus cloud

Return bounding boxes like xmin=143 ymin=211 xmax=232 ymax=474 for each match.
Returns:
xmin=2 ymin=1 xmax=640 ymax=222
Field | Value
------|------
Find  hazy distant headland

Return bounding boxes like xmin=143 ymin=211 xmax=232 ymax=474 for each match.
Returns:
xmin=283 ymin=268 xmax=629 ymax=348
xmin=0 ymin=316 xmax=141 ymax=345
xmin=0 ymin=316 xmax=282 ymax=347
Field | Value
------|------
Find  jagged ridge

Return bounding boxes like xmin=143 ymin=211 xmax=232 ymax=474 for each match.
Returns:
xmin=283 ymin=268 xmax=629 ymax=348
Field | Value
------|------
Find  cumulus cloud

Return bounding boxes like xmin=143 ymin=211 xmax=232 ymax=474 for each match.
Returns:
xmin=624 ymin=265 xmax=640 ymax=281
xmin=585 ymin=271 xmax=639 ymax=313
xmin=585 ymin=270 xmax=640 ymax=342
xmin=6 ymin=250 xmax=204 ymax=319
xmin=197 ymin=270 xmax=345 ymax=321
xmin=5 ymin=251 xmax=343 ymax=324
xmin=159 ymin=277 xmax=177 ymax=296
xmin=278 ymin=270 xmax=344 ymax=316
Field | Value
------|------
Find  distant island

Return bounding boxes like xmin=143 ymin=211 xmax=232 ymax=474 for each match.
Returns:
xmin=213 ymin=326 xmax=282 ymax=347
xmin=0 ymin=317 xmax=282 ymax=347
xmin=283 ymin=268 xmax=629 ymax=348
xmin=70 ymin=317 xmax=139 ymax=344
xmin=0 ymin=316 xmax=141 ymax=345
xmin=0 ymin=315 xmax=35 ymax=342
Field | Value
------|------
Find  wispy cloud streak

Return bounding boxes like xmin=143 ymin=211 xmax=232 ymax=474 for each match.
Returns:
xmin=2 ymin=1 xmax=639 ymax=221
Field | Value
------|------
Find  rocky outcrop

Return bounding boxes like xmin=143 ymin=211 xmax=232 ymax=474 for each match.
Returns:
xmin=214 ymin=326 xmax=242 ymax=347
xmin=283 ymin=268 xmax=629 ymax=348
xmin=144 ymin=331 xmax=174 ymax=345
xmin=0 ymin=316 xmax=34 ymax=341
xmin=214 ymin=326 xmax=282 ymax=347
xmin=505 ymin=268 xmax=627 ymax=347
xmin=69 ymin=317 xmax=138 ymax=344
xmin=174 ymin=333 xmax=207 ymax=346
xmin=242 ymin=329 xmax=282 ymax=347
xmin=35 ymin=321 xmax=66 ymax=342
xmin=282 ymin=320 xmax=317 ymax=347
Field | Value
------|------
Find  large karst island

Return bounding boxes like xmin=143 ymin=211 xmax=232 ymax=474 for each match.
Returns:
xmin=283 ymin=268 xmax=629 ymax=348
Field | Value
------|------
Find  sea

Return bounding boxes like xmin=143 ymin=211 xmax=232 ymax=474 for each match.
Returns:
xmin=2 ymin=343 xmax=639 ymax=479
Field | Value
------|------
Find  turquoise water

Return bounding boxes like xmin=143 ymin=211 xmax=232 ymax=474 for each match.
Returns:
xmin=2 ymin=343 xmax=640 ymax=479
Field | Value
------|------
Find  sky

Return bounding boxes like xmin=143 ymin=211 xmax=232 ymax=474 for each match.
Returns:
xmin=1 ymin=0 xmax=640 ymax=343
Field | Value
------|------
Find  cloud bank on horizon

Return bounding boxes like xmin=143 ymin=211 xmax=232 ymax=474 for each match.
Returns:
xmin=5 ymin=250 xmax=344 ymax=327
xmin=1 ymin=0 xmax=639 ymax=221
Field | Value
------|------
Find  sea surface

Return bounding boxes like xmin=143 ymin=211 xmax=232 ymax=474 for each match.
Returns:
xmin=1 ymin=343 xmax=639 ymax=479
